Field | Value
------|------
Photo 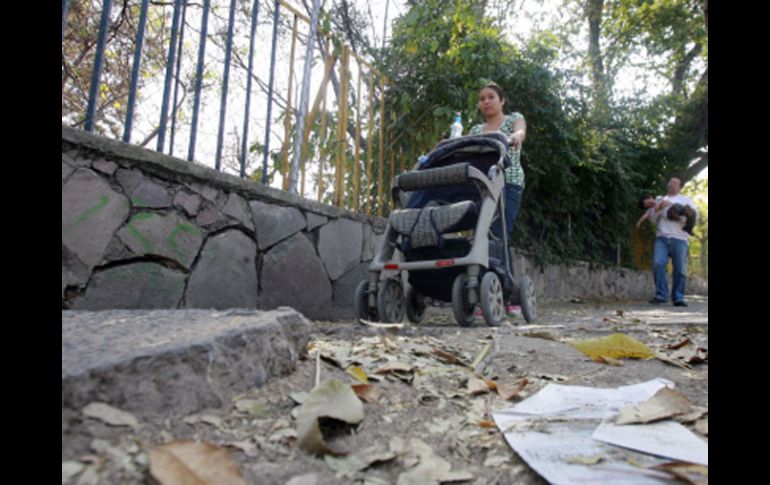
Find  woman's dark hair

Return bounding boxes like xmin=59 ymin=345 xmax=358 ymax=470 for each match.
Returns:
xmin=480 ymin=82 xmax=507 ymax=106
xmin=639 ymin=195 xmax=654 ymax=210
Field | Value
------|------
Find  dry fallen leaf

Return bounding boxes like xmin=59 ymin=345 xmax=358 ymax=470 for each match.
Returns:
xmin=616 ymin=387 xmax=693 ymax=425
xmin=569 ymin=333 xmax=656 ymax=360
xmin=374 ymin=362 xmax=414 ymax=374
xmin=396 ymin=438 xmax=473 ymax=485
xmin=324 ymin=446 xmax=397 ymax=477
xmin=351 ymin=383 xmax=382 ymax=403
xmin=478 ymin=420 xmax=497 ymax=428
xmin=432 ymin=348 xmax=467 ymax=366
xmin=82 ymin=402 xmax=139 ymax=429
xmin=467 ymin=376 xmax=491 ymax=395
xmin=694 ymin=417 xmax=708 ymax=436
xmin=652 ymin=461 xmax=708 ymax=485
xmin=148 ymin=440 xmax=247 ymax=485
xmin=667 ymin=337 xmax=691 ymax=350
xmin=233 ymin=399 xmax=267 ymax=417
xmin=62 ymin=461 xmax=85 ymax=483
xmin=496 ymin=378 xmax=529 ymax=401
xmin=296 ymin=379 xmax=365 ymax=456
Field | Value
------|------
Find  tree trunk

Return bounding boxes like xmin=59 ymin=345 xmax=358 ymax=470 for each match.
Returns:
xmin=672 ymin=44 xmax=703 ymax=98
xmin=585 ymin=0 xmax=609 ymax=116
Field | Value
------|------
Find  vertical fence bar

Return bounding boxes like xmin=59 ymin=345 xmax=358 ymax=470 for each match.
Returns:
xmin=353 ymin=62 xmax=362 ymax=212
xmin=335 ymin=45 xmax=350 ymax=207
xmin=169 ymin=0 xmax=188 ymax=156
xmin=291 ymin=0 xmax=322 ymax=195
xmin=61 ymin=0 xmax=69 ymax=43
xmin=215 ymin=0 xmax=238 ymax=171
xmin=377 ymin=76 xmax=386 ymax=216
xmin=262 ymin=0 xmax=282 ymax=184
xmin=84 ymin=0 xmax=114 ymax=132
xmin=157 ymin=0 xmax=183 ymax=152
xmin=123 ymin=0 xmax=149 ymax=143
xmin=364 ymin=71 xmax=375 ymax=215
xmin=188 ymin=0 xmax=210 ymax=161
xmin=241 ymin=0 xmax=261 ymax=178
xmin=281 ymin=15 xmax=299 ymax=190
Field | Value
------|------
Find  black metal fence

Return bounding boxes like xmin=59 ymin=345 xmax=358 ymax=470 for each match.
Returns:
xmin=62 ymin=0 xmax=400 ymax=215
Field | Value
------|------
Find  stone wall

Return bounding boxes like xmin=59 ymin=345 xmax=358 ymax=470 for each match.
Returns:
xmin=62 ymin=126 xmax=705 ymax=319
xmin=62 ymin=126 xmax=385 ymax=320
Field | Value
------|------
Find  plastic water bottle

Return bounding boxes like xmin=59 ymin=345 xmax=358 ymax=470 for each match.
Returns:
xmin=450 ymin=113 xmax=463 ymax=139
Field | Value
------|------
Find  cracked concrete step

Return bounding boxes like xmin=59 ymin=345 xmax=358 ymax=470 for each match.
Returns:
xmin=61 ymin=307 xmax=311 ymax=419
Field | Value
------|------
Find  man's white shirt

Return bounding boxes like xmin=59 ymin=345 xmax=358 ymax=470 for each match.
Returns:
xmin=650 ymin=194 xmax=697 ymax=242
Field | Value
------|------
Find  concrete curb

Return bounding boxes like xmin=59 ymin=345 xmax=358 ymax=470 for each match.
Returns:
xmin=61 ymin=307 xmax=311 ymax=419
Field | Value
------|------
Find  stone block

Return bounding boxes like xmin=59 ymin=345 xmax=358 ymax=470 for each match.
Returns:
xmin=70 ymin=262 xmax=187 ymax=310
xmin=93 ymin=160 xmax=118 ymax=175
xmin=63 ymin=169 xmax=130 ymax=269
xmin=331 ymin=262 xmax=370 ymax=319
xmin=130 ymin=178 xmax=172 ymax=208
xmin=186 ymin=230 xmax=258 ymax=309
xmin=173 ymin=191 xmax=201 ymax=217
xmin=250 ymin=200 xmax=306 ymax=250
xmin=306 ymin=212 xmax=328 ymax=232
xmin=260 ymin=233 xmax=332 ymax=319
xmin=117 ymin=212 xmax=203 ymax=269
xmin=61 ymin=307 xmax=311 ymax=419
xmin=222 ymin=193 xmax=255 ymax=231
xmin=317 ymin=218 xmax=364 ymax=281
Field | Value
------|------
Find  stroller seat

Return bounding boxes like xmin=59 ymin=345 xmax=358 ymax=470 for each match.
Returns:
xmin=389 ymin=200 xmax=478 ymax=250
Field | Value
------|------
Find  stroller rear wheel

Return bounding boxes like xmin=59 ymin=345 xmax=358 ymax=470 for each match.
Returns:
xmin=480 ymin=271 xmax=504 ymax=327
xmin=451 ymin=274 xmax=476 ymax=327
xmin=406 ymin=287 xmax=427 ymax=324
xmin=378 ymin=279 xmax=406 ymax=323
xmin=354 ymin=280 xmax=378 ymax=324
xmin=519 ymin=275 xmax=537 ymax=323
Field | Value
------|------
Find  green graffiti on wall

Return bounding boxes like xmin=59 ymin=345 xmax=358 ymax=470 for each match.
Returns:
xmin=63 ymin=195 xmax=109 ymax=235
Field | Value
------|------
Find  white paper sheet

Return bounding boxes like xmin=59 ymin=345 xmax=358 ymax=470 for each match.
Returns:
xmin=492 ymin=378 xmax=706 ymax=484
xmin=592 ymin=420 xmax=708 ymax=466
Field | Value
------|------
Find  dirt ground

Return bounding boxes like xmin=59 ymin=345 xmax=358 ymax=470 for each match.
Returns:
xmin=62 ymin=297 xmax=707 ymax=484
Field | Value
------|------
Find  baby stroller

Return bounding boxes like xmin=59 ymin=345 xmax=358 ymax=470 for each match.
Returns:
xmin=354 ymin=132 xmax=536 ymax=326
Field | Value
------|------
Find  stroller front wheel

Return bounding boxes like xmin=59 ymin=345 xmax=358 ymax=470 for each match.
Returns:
xmin=354 ymin=280 xmax=378 ymax=324
xmin=406 ymin=287 xmax=427 ymax=324
xmin=519 ymin=275 xmax=537 ymax=323
xmin=378 ymin=279 xmax=406 ymax=323
xmin=451 ymin=274 xmax=476 ymax=327
xmin=480 ymin=272 xmax=504 ymax=327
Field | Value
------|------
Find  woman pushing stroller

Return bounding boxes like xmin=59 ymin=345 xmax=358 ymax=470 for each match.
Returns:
xmin=469 ymin=82 xmax=528 ymax=317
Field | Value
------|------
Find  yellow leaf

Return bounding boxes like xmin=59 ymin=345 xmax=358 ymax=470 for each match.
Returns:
xmin=346 ymin=366 xmax=369 ymax=384
xmin=568 ymin=333 xmax=655 ymax=360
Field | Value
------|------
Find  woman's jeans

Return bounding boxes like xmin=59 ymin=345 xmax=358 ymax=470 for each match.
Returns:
xmin=491 ymin=184 xmax=523 ymax=295
xmin=491 ymin=183 xmax=523 ymax=242
xmin=653 ymin=237 xmax=688 ymax=303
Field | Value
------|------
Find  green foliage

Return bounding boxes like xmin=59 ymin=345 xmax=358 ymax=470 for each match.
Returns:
xmin=377 ymin=0 xmax=685 ymax=266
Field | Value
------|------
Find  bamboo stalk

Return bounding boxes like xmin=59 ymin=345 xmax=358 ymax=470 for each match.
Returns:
xmin=377 ymin=75 xmax=385 ymax=217
xmin=353 ymin=61 xmax=362 ymax=212
xmin=364 ymin=71 xmax=375 ymax=215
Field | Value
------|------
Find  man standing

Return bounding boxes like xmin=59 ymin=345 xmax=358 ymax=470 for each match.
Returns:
xmin=648 ymin=176 xmax=698 ymax=307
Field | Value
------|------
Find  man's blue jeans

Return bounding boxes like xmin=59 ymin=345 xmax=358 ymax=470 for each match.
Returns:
xmin=653 ymin=237 xmax=688 ymax=303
